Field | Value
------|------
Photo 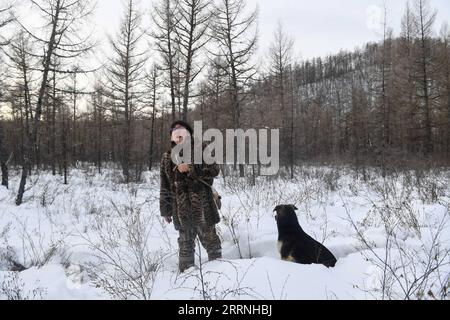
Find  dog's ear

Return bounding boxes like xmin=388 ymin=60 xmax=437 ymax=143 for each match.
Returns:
xmin=290 ymin=205 xmax=298 ymax=211
xmin=273 ymin=205 xmax=282 ymax=212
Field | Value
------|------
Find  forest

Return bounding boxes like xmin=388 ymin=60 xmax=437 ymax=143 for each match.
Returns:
xmin=0 ymin=0 xmax=449 ymax=198
xmin=0 ymin=0 xmax=449 ymax=301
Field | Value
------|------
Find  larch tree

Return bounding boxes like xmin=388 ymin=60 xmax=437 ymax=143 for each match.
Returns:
xmin=412 ymin=0 xmax=438 ymax=156
xmin=0 ymin=2 xmax=14 ymax=43
xmin=151 ymin=0 xmax=180 ymax=121
xmin=396 ymin=0 xmax=418 ymax=154
xmin=268 ymin=21 xmax=294 ymax=178
xmin=211 ymin=0 xmax=258 ymax=177
xmin=144 ymin=64 xmax=161 ymax=171
xmin=0 ymin=2 xmax=14 ymax=189
xmin=372 ymin=2 xmax=394 ymax=175
xmin=176 ymin=0 xmax=213 ymax=121
xmin=439 ymin=24 xmax=450 ymax=155
xmin=90 ymin=82 xmax=106 ymax=174
xmin=14 ymin=0 xmax=96 ymax=205
xmin=205 ymin=57 xmax=227 ymax=127
xmin=105 ymin=0 xmax=147 ymax=183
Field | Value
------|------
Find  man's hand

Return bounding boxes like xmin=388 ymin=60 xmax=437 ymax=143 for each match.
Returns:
xmin=177 ymin=163 xmax=190 ymax=173
xmin=164 ymin=216 xmax=173 ymax=224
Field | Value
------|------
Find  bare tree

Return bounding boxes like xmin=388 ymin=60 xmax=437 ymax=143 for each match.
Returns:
xmin=144 ymin=65 xmax=161 ymax=171
xmin=440 ymin=24 xmax=450 ymax=156
xmin=176 ymin=0 xmax=213 ymax=121
xmin=269 ymin=22 xmax=294 ymax=117
xmin=0 ymin=122 xmax=8 ymax=189
xmin=0 ymin=2 xmax=14 ymax=189
xmin=4 ymin=32 xmax=35 ymax=187
xmin=396 ymin=0 xmax=418 ymax=155
xmin=69 ymin=65 xmax=80 ymax=166
xmin=268 ymin=21 xmax=294 ymax=178
xmin=15 ymin=0 xmax=96 ymax=205
xmin=0 ymin=2 xmax=14 ymax=45
xmin=412 ymin=0 xmax=438 ymax=156
xmin=205 ymin=57 xmax=228 ymax=127
xmin=151 ymin=0 xmax=180 ymax=121
xmin=372 ymin=3 xmax=394 ymax=176
xmin=90 ymin=83 xmax=106 ymax=173
xmin=80 ymin=199 xmax=166 ymax=300
xmin=105 ymin=0 xmax=146 ymax=183
xmin=211 ymin=0 xmax=258 ymax=177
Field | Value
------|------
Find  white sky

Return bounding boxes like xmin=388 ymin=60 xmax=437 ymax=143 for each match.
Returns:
xmin=94 ymin=0 xmax=450 ymax=61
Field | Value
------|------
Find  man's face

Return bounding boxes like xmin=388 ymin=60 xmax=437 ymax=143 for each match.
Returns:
xmin=171 ymin=125 xmax=190 ymax=145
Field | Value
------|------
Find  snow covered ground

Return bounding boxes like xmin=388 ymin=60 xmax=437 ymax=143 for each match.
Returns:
xmin=0 ymin=165 xmax=449 ymax=300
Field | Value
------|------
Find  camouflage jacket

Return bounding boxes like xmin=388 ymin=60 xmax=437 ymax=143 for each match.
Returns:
xmin=159 ymin=145 xmax=221 ymax=231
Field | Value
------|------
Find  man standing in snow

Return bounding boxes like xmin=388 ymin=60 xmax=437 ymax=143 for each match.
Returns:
xmin=159 ymin=120 xmax=222 ymax=273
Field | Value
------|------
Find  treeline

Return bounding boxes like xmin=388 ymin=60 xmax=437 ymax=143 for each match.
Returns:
xmin=191 ymin=2 xmax=450 ymax=172
xmin=0 ymin=0 xmax=449 ymax=205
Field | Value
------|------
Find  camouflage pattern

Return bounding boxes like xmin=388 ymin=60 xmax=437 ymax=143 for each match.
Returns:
xmin=160 ymin=143 xmax=222 ymax=272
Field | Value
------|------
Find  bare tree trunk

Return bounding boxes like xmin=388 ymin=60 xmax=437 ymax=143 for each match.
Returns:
xmin=149 ymin=78 xmax=157 ymax=171
xmin=16 ymin=150 xmax=29 ymax=204
xmin=447 ymin=68 xmax=450 ymax=156
xmin=416 ymin=0 xmax=436 ymax=156
xmin=269 ymin=22 xmax=294 ymax=178
xmin=212 ymin=0 xmax=258 ymax=178
xmin=110 ymin=121 xmax=116 ymax=164
xmin=181 ymin=33 xmax=193 ymax=122
xmin=160 ymin=107 xmax=166 ymax=154
xmin=437 ymin=24 xmax=450 ymax=158
xmin=62 ymin=105 xmax=68 ymax=185
xmin=98 ymin=108 xmax=103 ymax=174
xmin=421 ymin=36 xmax=433 ymax=156
xmin=149 ymin=106 xmax=156 ymax=171
xmin=152 ymin=0 xmax=179 ymax=122
xmin=446 ymin=65 xmax=450 ymax=156
xmin=0 ymin=122 xmax=8 ymax=188
xmin=290 ymin=67 xmax=295 ymax=180
xmin=230 ymin=62 xmax=244 ymax=177
xmin=51 ymin=70 xmax=57 ymax=175
xmin=93 ymin=88 xmax=103 ymax=174
xmin=177 ymin=0 xmax=212 ymax=121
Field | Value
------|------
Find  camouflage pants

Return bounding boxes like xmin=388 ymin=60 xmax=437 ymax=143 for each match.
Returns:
xmin=178 ymin=224 xmax=222 ymax=272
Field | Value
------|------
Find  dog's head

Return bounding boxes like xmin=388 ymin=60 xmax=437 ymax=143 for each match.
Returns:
xmin=273 ymin=204 xmax=299 ymax=224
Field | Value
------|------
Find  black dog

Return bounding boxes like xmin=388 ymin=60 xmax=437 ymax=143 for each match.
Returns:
xmin=274 ymin=205 xmax=337 ymax=268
